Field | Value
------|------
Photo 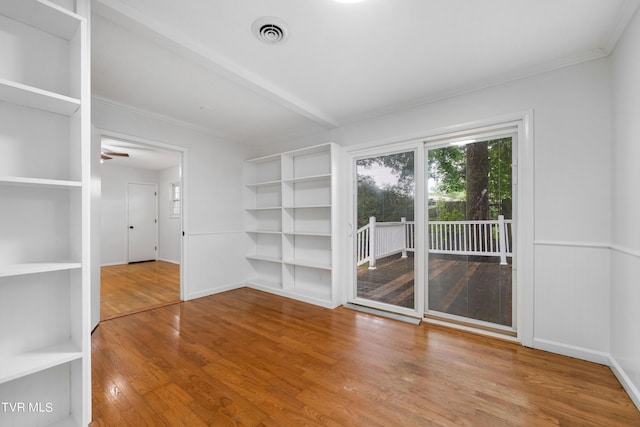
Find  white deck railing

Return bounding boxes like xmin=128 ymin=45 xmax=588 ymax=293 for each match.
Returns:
xmin=357 ymin=215 xmax=512 ymax=269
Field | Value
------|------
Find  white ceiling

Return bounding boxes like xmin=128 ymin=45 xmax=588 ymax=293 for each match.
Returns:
xmin=101 ymin=137 xmax=181 ymax=171
xmin=91 ymin=0 xmax=640 ymax=147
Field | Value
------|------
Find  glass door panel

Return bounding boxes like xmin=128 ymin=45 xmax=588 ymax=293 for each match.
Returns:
xmin=355 ymin=151 xmax=416 ymax=310
xmin=427 ymin=137 xmax=514 ymax=326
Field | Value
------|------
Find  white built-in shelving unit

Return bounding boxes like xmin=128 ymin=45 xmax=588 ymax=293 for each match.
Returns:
xmin=244 ymin=143 xmax=344 ymax=308
xmin=0 ymin=0 xmax=90 ymax=425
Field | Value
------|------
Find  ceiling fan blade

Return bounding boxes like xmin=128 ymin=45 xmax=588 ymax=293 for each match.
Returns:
xmin=103 ymin=151 xmax=130 ymax=157
xmin=101 ymin=154 xmax=112 ymax=160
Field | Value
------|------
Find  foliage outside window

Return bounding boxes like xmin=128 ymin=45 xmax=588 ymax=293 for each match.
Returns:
xmin=356 ymin=152 xmax=415 ymax=228
xmin=428 ymin=138 xmax=512 ymax=221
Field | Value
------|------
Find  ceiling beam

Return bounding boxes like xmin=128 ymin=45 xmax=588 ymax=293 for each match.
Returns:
xmin=93 ymin=0 xmax=339 ymax=129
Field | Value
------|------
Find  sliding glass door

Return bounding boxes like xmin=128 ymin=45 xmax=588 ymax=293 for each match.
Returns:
xmin=426 ymin=136 xmax=515 ymax=329
xmin=349 ymin=133 xmax=516 ymax=331
xmin=354 ymin=150 xmax=418 ymax=314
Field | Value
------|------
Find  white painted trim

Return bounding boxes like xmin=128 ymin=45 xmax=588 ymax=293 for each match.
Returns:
xmin=533 ymin=338 xmax=611 ymax=365
xmin=609 ymin=354 xmax=640 ymax=411
xmin=97 ymin=128 xmax=188 ymax=301
xmin=346 ymin=141 xmax=424 ymax=319
xmin=185 ymin=282 xmax=245 ymax=301
xmin=344 ymin=110 xmax=535 ymax=347
xmin=100 ymin=262 xmax=127 ymax=267
xmin=534 ymin=240 xmax=610 ymax=249
xmin=344 ymin=303 xmax=422 ymax=324
xmin=343 ymin=110 xmax=532 ymax=154
xmin=517 ymin=111 xmax=535 ymax=348
xmin=611 ymin=243 xmax=640 ymax=259
xmin=93 ymin=96 xmax=221 ymax=139
xmin=535 ymin=241 xmax=640 ymax=259
xmin=341 ymin=49 xmax=608 ymax=125
xmin=188 ymin=230 xmax=245 ymax=237
xmin=157 ymin=258 xmax=180 ymax=265
xmin=424 ymin=317 xmax=519 ymax=343
xmin=245 ymin=283 xmax=340 ymax=309
xmin=603 ymin=0 xmax=640 ymax=54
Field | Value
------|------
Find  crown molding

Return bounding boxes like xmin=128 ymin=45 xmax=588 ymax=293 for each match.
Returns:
xmin=92 ymin=95 xmax=233 ymax=140
xmin=603 ymin=0 xmax=640 ymax=54
xmin=341 ymin=48 xmax=609 ymax=126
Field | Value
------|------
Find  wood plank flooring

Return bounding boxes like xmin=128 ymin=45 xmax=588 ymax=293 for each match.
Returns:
xmin=100 ymin=261 xmax=181 ymax=320
xmin=91 ymin=288 xmax=640 ymax=426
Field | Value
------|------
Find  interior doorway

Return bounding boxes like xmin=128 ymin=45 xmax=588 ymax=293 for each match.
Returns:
xmin=98 ymin=134 xmax=185 ymax=321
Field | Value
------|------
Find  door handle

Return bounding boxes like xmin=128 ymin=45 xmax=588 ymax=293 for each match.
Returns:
xmin=129 ymin=226 xmax=134 ymax=229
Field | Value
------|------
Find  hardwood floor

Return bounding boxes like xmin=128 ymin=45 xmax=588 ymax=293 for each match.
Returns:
xmin=91 ymin=288 xmax=640 ymax=426
xmin=100 ymin=261 xmax=181 ymax=320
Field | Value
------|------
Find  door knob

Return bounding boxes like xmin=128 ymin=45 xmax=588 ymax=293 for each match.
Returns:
xmin=129 ymin=226 xmax=134 ymax=229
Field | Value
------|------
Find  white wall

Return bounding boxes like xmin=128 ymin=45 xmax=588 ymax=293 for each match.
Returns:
xmin=92 ymin=99 xmax=247 ymax=300
xmin=611 ymin=8 xmax=640 ymax=407
xmin=100 ymin=163 xmax=159 ymax=265
xmin=91 ymin=126 xmax=102 ymax=330
xmin=158 ymin=165 xmax=181 ymax=264
xmin=257 ymin=58 xmax=614 ymax=362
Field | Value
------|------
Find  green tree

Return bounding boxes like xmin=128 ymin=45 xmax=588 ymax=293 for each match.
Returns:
xmin=428 ymin=146 xmax=465 ymax=193
xmin=428 ymin=138 xmax=512 ymax=221
xmin=466 ymin=141 xmax=489 ymax=220
xmin=357 ymin=152 xmax=415 ymax=228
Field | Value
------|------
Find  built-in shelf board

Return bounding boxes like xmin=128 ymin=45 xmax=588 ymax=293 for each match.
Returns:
xmin=245 ymin=180 xmax=281 ymax=188
xmin=0 ymin=341 xmax=82 ymax=385
xmin=0 ymin=78 xmax=80 ymax=116
xmin=1 ymin=0 xmax=90 ymax=423
xmin=0 ymin=263 xmax=81 ymax=278
xmin=0 ymin=0 xmax=82 ymax=40
xmin=283 ymin=259 xmax=332 ymax=270
xmin=246 ymin=143 xmax=340 ymax=308
xmin=0 ymin=176 xmax=81 ymax=189
xmin=246 ymin=206 xmax=281 ymax=211
xmin=283 ymin=205 xmax=331 ymax=209
xmin=283 ymin=231 xmax=331 ymax=237
xmin=246 ymin=230 xmax=282 ymax=235
xmin=283 ymin=174 xmax=331 ymax=184
xmin=246 ymin=255 xmax=282 ymax=263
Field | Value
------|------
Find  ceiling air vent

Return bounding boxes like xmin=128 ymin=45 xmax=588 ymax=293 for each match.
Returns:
xmin=252 ymin=17 xmax=289 ymax=44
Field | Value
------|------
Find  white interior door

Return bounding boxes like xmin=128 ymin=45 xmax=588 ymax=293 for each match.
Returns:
xmin=128 ymin=183 xmax=157 ymax=263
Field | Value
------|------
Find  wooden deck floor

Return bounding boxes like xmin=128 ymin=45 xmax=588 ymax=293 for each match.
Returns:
xmin=358 ymin=254 xmax=512 ymax=326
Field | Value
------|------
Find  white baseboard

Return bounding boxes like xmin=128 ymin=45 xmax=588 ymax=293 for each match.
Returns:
xmin=100 ymin=261 xmax=127 ymax=267
xmin=245 ymin=282 xmax=340 ymax=309
xmin=609 ymin=355 xmax=640 ymax=411
xmin=157 ymin=258 xmax=180 ymax=265
xmin=533 ymin=338 xmax=610 ymax=365
xmin=185 ymin=282 xmax=245 ymax=301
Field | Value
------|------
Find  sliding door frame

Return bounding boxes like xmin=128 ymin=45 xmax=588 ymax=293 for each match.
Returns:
xmin=420 ymin=113 xmax=533 ymax=345
xmin=347 ymin=140 xmax=426 ymax=319
xmin=424 ymin=130 xmax=518 ymax=335
xmin=344 ymin=110 xmax=534 ymax=346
